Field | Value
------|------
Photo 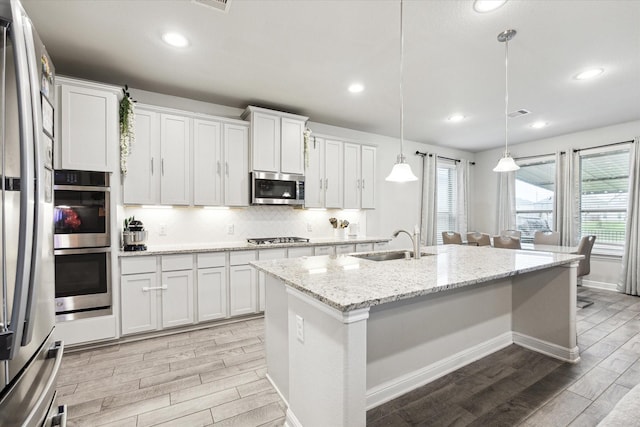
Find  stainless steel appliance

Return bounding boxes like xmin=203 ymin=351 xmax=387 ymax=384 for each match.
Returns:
xmin=0 ymin=0 xmax=65 ymax=425
xmin=251 ymin=171 xmax=305 ymax=206
xmin=122 ymin=217 xmax=147 ymax=252
xmin=247 ymin=236 xmax=310 ymax=245
xmin=54 ymin=247 xmax=111 ymax=320
xmin=54 ymin=169 xmax=110 ymax=249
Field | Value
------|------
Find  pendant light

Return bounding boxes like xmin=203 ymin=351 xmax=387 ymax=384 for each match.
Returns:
xmin=493 ymin=29 xmax=520 ymax=173
xmin=386 ymin=0 xmax=418 ymax=182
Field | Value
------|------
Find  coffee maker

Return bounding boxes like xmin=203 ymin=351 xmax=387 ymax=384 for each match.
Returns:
xmin=123 ymin=217 xmax=148 ymax=251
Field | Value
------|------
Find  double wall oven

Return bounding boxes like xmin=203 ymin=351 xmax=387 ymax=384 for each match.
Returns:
xmin=54 ymin=170 xmax=111 ymax=320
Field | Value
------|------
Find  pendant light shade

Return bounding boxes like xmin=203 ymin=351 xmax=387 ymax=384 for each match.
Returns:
xmin=493 ymin=29 xmax=520 ymax=173
xmin=385 ymin=0 xmax=418 ymax=183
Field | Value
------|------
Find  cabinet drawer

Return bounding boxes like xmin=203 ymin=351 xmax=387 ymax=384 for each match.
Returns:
xmin=230 ymin=250 xmax=257 ymax=266
xmin=355 ymin=243 xmax=374 ymax=253
xmin=288 ymin=246 xmax=314 ymax=258
xmin=258 ymin=248 xmax=288 ymax=261
xmin=335 ymin=244 xmax=355 ymax=255
xmin=315 ymin=246 xmax=334 ymax=256
xmin=161 ymin=254 xmax=193 ymax=271
xmin=197 ymin=252 xmax=226 ymax=269
xmin=121 ymin=256 xmax=157 ymax=275
xmin=374 ymin=241 xmax=390 ymax=251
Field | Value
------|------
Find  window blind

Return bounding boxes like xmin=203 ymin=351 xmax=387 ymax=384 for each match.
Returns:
xmin=436 ymin=161 xmax=457 ymax=244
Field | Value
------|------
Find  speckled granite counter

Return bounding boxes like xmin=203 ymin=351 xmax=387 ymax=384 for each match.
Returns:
xmin=117 ymin=236 xmax=390 ymax=257
xmin=251 ymin=244 xmax=584 ymax=312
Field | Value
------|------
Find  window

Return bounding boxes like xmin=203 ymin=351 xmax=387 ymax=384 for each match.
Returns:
xmin=579 ymin=148 xmax=630 ymax=255
xmin=515 ymin=158 xmax=555 ymax=243
xmin=436 ymin=161 xmax=457 ymax=244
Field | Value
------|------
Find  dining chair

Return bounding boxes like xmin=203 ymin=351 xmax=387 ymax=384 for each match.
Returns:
xmin=442 ymin=231 xmax=463 ymax=245
xmin=493 ymin=235 xmax=522 ymax=249
xmin=466 ymin=232 xmax=491 ymax=246
xmin=576 ymin=235 xmax=597 ymax=308
xmin=534 ymin=230 xmax=560 ymax=245
xmin=501 ymin=229 xmax=522 ymax=239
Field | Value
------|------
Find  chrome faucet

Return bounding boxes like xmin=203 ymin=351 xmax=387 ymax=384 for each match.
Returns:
xmin=392 ymin=228 xmax=421 ymax=259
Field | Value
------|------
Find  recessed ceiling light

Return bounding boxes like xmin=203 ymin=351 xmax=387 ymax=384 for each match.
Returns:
xmin=162 ymin=32 xmax=189 ymax=48
xmin=574 ymin=68 xmax=604 ymax=80
xmin=348 ymin=83 xmax=364 ymax=93
xmin=447 ymin=114 xmax=465 ymax=122
xmin=473 ymin=0 xmax=507 ymax=13
xmin=530 ymin=121 xmax=548 ymax=129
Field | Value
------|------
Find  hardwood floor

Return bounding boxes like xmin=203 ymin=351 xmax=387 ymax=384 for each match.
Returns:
xmin=56 ymin=287 xmax=640 ymax=426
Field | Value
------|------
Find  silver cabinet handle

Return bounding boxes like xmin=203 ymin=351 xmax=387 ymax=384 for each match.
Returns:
xmin=362 ymin=179 xmax=365 ymax=189
xmin=161 ymin=159 xmax=165 ymax=176
xmin=325 ymin=178 xmax=328 ymax=189
xmin=151 ymin=158 xmax=154 ymax=175
xmin=319 ymin=178 xmax=323 ymax=189
xmin=217 ymin=161 xmax=221 ymax=175
xmin=142 ymin=285 xmax=168 ymax=292
xmin=357 ymin=179 xmax=360 ymax=189
xmin=225 ymin=161 xmax=229 ymax=176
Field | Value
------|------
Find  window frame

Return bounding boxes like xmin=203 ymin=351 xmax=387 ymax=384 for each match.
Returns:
xmin=514 ymin=155 xmax=556 ymax=243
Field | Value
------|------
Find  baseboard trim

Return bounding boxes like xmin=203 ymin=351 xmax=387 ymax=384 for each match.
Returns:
xmin=284 ymin=408 xmax=303 ymax=427
xmin=513 ymin=332 xmax=580 ymax=363
xmin=266 ymin=373 xmax=288 ymax=408
xmin=365 ymin=331 xmax=513 ymax=410
xmin=582 ymin=279 xmax=619 ymax=292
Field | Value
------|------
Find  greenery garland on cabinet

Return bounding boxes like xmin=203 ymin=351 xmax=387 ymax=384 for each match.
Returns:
xmin=119 ymin=85 xmax=136 ymax=175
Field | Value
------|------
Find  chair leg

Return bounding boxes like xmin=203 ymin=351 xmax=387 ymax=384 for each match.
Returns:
xmin=576 ymin=277 xmax=593 ymax=308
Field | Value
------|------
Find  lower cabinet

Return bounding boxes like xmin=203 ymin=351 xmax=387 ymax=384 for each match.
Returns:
xmin=229 ymin=265 xmax=257 ymax=316
xmin=121 ymin=272 xmax=159 ymax=335
xmin=197 ymin=267 xmax=227 ymax=322
xmin=162 ymin=269 xmax=194 ymax=328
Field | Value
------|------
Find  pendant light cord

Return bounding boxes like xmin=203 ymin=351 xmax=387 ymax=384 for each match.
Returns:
xmin=399 ymin=0 xmax=405 ymax=161
xmin=504 ymin=35 xmax=509 ymax=156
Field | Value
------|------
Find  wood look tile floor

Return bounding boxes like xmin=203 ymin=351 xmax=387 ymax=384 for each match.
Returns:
xmin=56 ymin=287 xmax=640 ymax=426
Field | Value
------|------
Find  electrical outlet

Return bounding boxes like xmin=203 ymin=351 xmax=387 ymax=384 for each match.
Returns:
xmin=159 ymin=223 xmax=167 ymax=236
xmin=227 ymin=224 xmax=235 ymax=235
xmin=296 ymin=315 xmax=304 ymax=343
xmin=307 ymin=222 xmax=313 ymax=232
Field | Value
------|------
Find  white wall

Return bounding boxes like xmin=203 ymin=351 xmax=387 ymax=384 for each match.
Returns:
xmin=473 ymin=119 xmax=640 ymax=288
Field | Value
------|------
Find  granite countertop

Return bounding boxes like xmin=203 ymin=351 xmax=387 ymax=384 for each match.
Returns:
xmin=118 ymin=236 xmax=391 ymax=257
xmin=250 ymin=244 xmax=584 ymax=312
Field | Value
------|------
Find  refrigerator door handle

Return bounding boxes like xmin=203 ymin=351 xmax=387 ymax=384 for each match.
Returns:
xmin=51 ymin=404 xmax=68 ymax=427
xmin=21 ymin=15 xmax=45 ymax=346
xmin=4 ymin=0 xmax=36 ymax=360
xmin=23 ymin=340 xmax=64 ymax=427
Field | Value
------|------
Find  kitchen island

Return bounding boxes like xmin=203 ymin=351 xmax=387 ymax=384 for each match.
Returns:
xmin=251 ymin=244 xmax=584 ymax=427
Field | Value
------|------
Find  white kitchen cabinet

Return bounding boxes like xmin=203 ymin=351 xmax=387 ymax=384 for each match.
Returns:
xmin=120 ymin=272 xmax=158 ymax=335
xmin=223 ymin=123 xmax=250 ymax=206
xmin=161 ymin=269 xmax=194 ymax=328
xmin=288 ymin=246 xmax=315 ymax=258
xmin=335 ymin=244 xmax=355 ymax=255
xmin=196 ymin=253 xmax=228 ymax=321
xmin=315 ymin=246 xmax=335 ymax=256
xmin=343 ymin=143 xmax=361 ymax=209
xmin=344 ymin=143 xmax=377 ymax=210
xmin=229 ymin=251 xmax=257 ymax=316
xmin=243 ymin=106 xmax=307 ymax=174
xmin=123 ymin=108 xmax=160 ymax=205
xmin=160 ymin=114 xmax=191 ymax=205
xmin=257 ymin=248 xmax=287 ymax=312
xmin=193 ymin=119 xmax=222 ymax=206
xmin=306 ymin=138 xmax=343 ymax=209
xmin=57 ymin=79 xmax=118 ymax=172
xmin=355 ymin=243 xmax=374 ymax=253
xmin=374 ymin=241 xmax=390 ymax=251
xmin=361 ymin=145 xmax=376 ymax=209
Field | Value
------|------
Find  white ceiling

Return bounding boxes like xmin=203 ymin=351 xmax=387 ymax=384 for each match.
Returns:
xmin=23 ymin=0 xmax=640 ymax=152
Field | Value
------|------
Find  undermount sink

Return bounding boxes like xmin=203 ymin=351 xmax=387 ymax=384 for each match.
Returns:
xmin=351 ymin=250 xmax=432 ymax=262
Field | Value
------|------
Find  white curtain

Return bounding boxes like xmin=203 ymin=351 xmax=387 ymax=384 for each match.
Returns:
xmin=496 ymin=171 xmax=516 ymax=234
xmin=456 ymin=160 xmax=471 ymax=237
xmin=421 ymin=154 xmax=438 ymax=245
xmin=619 ymin=138 xmax=639 ymax=295
xmin=557 ymin=149 xmax=581 ymax=246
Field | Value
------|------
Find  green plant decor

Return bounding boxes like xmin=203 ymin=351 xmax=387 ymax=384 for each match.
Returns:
xmin=120 ymin=85 xmax=136 ymax=175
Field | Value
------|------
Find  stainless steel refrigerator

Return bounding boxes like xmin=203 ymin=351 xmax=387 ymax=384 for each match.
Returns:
xmin=0 ymin=0 xmax=64 ymax=425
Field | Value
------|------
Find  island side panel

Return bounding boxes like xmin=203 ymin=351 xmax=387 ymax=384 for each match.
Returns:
xmin=264 ymin=274 xmax=289 ymax=403
xmin=511 ymin=263 xmax=579 ymax=362
xmin=366 ymin=279 xmax=513 ymax=408
xmin=286 ymin=287 xmax=369 ymax=427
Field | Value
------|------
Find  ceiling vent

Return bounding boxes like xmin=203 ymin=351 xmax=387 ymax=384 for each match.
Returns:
xmin=508 ymin=109 xmax=531 ymax=118
xmin=192 ymin=0 xmax=231 ymax=13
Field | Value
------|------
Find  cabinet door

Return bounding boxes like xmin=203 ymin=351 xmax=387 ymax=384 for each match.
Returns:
xmin=161 ymin=270 xmax=194 ymax=328
xmin=343 ymin=143 xmax=361 ymax=209
xmin=59 ymin=84 xmax=117 ymax=172
xmin=335 ymin=244 xmax=355 ymax=255
xmin=251 ymin=112 xmax=280 ymax=172
xmin=324 ymin=139 xmax=344 ymax=209
xmin=121 ymin=273 xmax=158 ymax=335
xmin=160 ymin=114 xmax=191 ymax=205
xmin=361 ymin=145 xmax=376 ymax=209
xmin=193 ymin=119 xmax=222 ymax=206
xmin=224 ymin=124 xmax=250 ymax=207
xmin=229 ymin=265 xmax=256 ymax=316
xmin=123 ymin=108 xmax=160 ymax=204
xmin=281 ymin=117 xmax=305 ymax=174
xmin=197 ymin=267 xmax=227 ymax=322
xmin=305 ymin=137 xmax=324 ymax=208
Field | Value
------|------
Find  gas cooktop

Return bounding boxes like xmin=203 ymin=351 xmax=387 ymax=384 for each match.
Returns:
xmin=247 ymin=237 xmax=310 ymax=245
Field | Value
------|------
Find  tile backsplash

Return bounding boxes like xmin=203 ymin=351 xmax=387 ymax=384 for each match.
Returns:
xmin=121 ymin=206 xmax=367 ymax=247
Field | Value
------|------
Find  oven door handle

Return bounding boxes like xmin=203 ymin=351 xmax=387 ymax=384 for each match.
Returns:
xmin=53 ymin=184 xmax=110 ymax=192
xmin=142 ymin=285 xmax=168 ymax=292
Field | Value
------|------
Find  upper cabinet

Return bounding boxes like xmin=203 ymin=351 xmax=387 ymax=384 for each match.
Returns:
xmin=56 ymin=77 xmax=118 ymax=172
xmin=242 ymin=106 xmax=308 ymax=175
xmin=305 ymin=137 xmax=343 ymax=209
xmin=344 ymin=143 xmax=376 ymax=209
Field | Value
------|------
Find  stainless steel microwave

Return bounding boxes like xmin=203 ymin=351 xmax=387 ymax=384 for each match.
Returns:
xmin=251 ymin=171 xmax=305 ymax=206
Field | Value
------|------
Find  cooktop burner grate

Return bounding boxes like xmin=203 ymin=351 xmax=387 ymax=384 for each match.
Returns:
xmin=247 ymin=237 xmax=310 ymax=245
